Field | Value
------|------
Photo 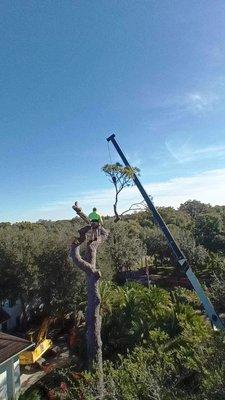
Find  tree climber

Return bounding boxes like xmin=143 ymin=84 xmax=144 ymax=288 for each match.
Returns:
xmin=88 ymin=207 xmax=103 ymax=240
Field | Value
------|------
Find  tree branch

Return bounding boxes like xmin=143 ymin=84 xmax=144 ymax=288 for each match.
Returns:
xmin=72 ymin=201 xmax=90 ymax=224
xmin=85 ymin=227 xmax=109 ymax=268
xmin=70 ymin=243 xmax=93 ymax=275
xmin=120 ymin=200 xmax=146 ymax=216
xmin=70 ymin=203 xmax=109 ymax=273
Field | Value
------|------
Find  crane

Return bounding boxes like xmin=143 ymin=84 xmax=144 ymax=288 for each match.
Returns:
xmin=107 ymin=134 xmax=225 ymax=330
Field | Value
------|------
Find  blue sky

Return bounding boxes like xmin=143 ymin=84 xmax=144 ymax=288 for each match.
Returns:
xmin=1 ymin=1 xmax=225 ymax=222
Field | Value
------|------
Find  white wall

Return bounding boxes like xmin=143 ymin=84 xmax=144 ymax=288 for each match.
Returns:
xmin=13 ymin=358 xmax=21 ymax=398
xmin=0 ymin=368 xmax=7 ymax=400
xmin=0 ymin=356 xmax=21 ymax=400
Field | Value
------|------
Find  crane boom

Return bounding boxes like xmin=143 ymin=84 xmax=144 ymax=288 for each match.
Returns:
xmin=107 ymin=133 xmax=224 ymax=330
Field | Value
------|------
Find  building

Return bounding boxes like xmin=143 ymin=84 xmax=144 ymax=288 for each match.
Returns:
xmin=0 ymin=309 xmax=10 ymax=333
xmin=0 ymin=333 xmax=32 ymax=399
xmin=0 ymin=300 xmax=22 ymax=332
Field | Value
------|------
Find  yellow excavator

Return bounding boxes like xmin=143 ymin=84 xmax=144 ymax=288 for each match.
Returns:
xmin=19 ymin=317 xmax=53 ymax=365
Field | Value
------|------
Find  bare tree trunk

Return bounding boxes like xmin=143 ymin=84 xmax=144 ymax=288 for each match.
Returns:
xmin=113 ymin=192 xmax=120 ymax=222
xmin=86 ymin=273 xmax=104 ymax=394
xmin=70 ymin=202 xmax=108 ymax=398
xmin=111 ymin=179 xmax=120 ymax=222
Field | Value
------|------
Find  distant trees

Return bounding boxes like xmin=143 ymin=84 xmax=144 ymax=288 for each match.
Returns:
xmin=1 ymin=200 xmax=224 ymax=318
xmin=209 ymin=255 xmax=225 ymax=306
xmin=171 ymin=227 xmax=209 ymax=276
xmin=0 ymin=221 xmax=83 ymax=321
xmin=15 ymin=199 xmax=225 ymax=400
xmin=158 ymin=206 xmax=193 ymax=229
xmin=0 ymin=224 xmax=40 ymax=316
xmin=195 ymin=212 xmax=224 ymax=251
xmin=179 ymin=199 xmax=211 ymax=219
xmin=104 ymin=220 xmax=146 ymax=273
xmin=140 ymin=225 xmax=208 ymax=275
xmin=178 ymin=200 xmax=225 ymax=252
xmin=37 ymin=239 xmax=82 ymax=316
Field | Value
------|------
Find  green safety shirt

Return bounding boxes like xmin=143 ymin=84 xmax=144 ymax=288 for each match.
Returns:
xmin=88 ymin=211 xmax=103 ymax=223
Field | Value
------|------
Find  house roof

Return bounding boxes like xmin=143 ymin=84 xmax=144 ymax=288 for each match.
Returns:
xmin=0 ymin=309 xmax=10 ymax=324
xmin=0 ymin=332 xmax=32 ymax=365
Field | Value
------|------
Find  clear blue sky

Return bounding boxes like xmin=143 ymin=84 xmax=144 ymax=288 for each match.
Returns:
xmin=1 ymin=1 xmax=225 ymax=222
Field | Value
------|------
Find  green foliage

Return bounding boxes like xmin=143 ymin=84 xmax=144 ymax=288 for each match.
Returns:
xmin=19 ymin=389 xmax=43 ymax=400
xmin=210 ymin=270 xmax=225 ymax=307
xmin=172 ymin=287 xmax=200 ymax=309
xmin=179 ymin=200 xmax=211 ymax=219
xmin=0 ymin=224 xmax=41 ymax=304
xmin=102 ymin=163 xmax=140 ymax=220
xmin=102 ymin=162 xmax=140 ymax=186
xmin=195 ymin=212 xmax=224 ymax=252
xmin=2 ymin=200 xmax=225 ymax=400
xmin=61 ymin=281 xmax=219 ymax=400
xmin=158 ymin=206 xmax=193 ymax=229
xmin=171 ymin=226 xmax=209 ymax=278
xmin=1 ymin=200 xmax=224 ymax=315
xmin=62 ymin=327 xmax=222 ymax=400
xmin=100 ymin=282 xmax=211 ymax=358
xmin=0 ymin=219 xmax=85 ymax=318
xmin=103 ymin=220 xmax=146 ymax=274
xmin=37 ymin=238 xmax=85 ymax=316
xmin=141 ymin=226 xmax=170 ymax=266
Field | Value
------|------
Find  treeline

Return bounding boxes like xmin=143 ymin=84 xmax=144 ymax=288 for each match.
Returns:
xmin=0 ymin=200 xmax=225 ymax=320
xmin=4 ymin=199 xmax=223 ymax=400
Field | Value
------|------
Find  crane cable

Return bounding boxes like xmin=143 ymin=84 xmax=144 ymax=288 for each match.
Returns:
xmin=107 ymin=139 xmax=117 ymax=184
xmin=107 ymin=139 xmax=113 ymax=165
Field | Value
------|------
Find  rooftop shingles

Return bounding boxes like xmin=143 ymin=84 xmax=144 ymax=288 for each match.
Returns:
xmin=0 ymin=332 xmax=31 ymax=365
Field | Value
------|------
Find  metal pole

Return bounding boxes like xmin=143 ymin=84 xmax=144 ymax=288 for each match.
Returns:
xmin=107 ymin=134 xmax=224 ymax=330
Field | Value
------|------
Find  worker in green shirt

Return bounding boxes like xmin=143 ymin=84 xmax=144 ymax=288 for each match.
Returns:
xmin=88 ymin=207 xmax=103 ymax=224
xmin=88 ymin=207 xmax=103 ymax=240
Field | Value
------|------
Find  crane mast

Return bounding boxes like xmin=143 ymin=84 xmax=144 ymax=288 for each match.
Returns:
xmin=107 ymin=133 xmax=224 ymax=330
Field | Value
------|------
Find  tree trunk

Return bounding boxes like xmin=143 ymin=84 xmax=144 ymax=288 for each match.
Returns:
xmin=113 ymin=192 xmax=120 ymax=222
xmin=86 ymin=273 xmax=104 ymax=396
xmin=70 ymin=203 xmax=108 ymax=399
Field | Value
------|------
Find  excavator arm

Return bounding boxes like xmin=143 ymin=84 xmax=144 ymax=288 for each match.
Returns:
xmin=19 ymin=318 xmax=53 ymax=365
